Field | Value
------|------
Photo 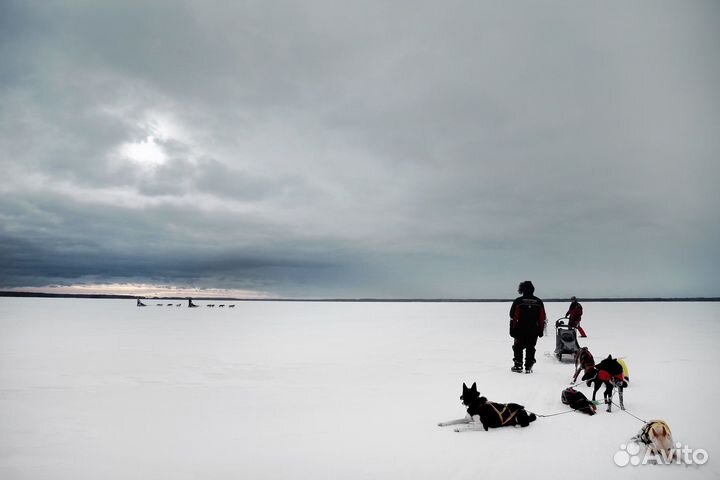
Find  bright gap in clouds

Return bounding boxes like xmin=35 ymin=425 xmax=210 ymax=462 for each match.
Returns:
xmin=116 ymin=111 xmax=184 ymax=167
xmin=119 ymin=135 xmax=167 ymax=166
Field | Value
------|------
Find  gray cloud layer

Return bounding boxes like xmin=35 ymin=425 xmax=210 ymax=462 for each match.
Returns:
xmin=1 ymin=0 xmax=719 ymax=297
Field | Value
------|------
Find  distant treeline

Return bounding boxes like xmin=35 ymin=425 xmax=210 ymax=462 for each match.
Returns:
xmin=0 ymin=291 xmax=718 ymax=302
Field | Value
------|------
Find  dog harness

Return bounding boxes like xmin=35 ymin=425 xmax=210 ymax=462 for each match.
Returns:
xmin=638 ymin=420 xmax=671 ymax=445
xmin=488 ymin=403 xmax=520 ymax=426
xmin=597 ymin=369 xmax=624 ymax=384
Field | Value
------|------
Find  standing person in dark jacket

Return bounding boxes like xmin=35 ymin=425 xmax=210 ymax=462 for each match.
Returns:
xmin=509 ymin=281 xmax=546 ymax=373
xmin=565 ymin=296 xmax=587 ymax=337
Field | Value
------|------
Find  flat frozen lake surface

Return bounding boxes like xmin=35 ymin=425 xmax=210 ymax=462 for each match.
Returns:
xmin=1 ymin=298 xmax=718 ymax=479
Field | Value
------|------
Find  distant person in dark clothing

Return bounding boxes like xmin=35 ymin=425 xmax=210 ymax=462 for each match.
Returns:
xmin=565 ymin=296 xmax=586 ymax=337
xmin=509 ymin=281 xmax=546 ymax=373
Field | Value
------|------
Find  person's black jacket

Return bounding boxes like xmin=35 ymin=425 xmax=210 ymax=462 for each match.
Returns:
xmin=509 ymin=294 xmax=546 ymax=338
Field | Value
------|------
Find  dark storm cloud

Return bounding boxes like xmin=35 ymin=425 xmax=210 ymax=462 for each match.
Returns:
xmin=0 ymin=186 xmax=363 ymax=296
xmin=1 ymin=0 xmax=719 ymax=297
xmin=0 ymin=232 xmax=345 ymax=294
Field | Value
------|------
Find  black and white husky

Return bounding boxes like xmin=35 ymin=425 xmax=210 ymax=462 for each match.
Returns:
xmin=438 ymin=382 xmax=537 ymax=432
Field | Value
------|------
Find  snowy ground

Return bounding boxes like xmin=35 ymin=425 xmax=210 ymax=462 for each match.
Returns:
xmin=0 ymin=298 xmax=718 ymax=479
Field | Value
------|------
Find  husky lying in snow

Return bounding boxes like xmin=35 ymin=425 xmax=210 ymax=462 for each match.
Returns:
xmin=438 ymin=382 xmax=536 ymax=432
xmin=635 ymin=420 xmax=674 ymax=456
xmin=561 ymin=387 xmax=596 ymax=415
xmin=573 ymin=347 xmax=595 ymax=383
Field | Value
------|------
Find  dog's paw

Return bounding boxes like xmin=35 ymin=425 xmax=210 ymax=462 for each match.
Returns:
xmin=453 ymin=428 xmax=462 ymax=433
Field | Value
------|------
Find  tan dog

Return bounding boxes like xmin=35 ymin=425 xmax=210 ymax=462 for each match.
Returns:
xmin=638 ymin=420 xmax=674 ymax=455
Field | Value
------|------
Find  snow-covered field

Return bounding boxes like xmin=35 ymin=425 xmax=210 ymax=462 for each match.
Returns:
xmin=0 ymin=298 xmax=718 ymax=479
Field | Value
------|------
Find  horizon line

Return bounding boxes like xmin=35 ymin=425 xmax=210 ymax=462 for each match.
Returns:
xmin=1 ymin=291 xmax=718 ymax=303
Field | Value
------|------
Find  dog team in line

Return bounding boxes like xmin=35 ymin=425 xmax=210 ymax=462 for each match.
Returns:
xmin=439 ymin=280 xmax=674 ymax=458
xmin=136 ymin=298 xmax=236 ymax=308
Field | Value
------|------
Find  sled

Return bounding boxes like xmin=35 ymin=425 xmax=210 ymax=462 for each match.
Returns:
xmin=554 ymin=319 xmax=580 ymax=361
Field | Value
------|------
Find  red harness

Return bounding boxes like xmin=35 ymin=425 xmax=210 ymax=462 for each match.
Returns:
xmin=597 ymin=369 xmax=624 ymax=383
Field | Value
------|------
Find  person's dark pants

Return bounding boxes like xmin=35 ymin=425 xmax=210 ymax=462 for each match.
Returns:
xmin=513 ymin=335 xmax=538 ymax=369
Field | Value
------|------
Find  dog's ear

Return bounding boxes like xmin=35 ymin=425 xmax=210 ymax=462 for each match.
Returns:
xmin=463 ymin=383 xmax=468 ymax=390
xmin=471 ymin=382 xmax=477 ymax=392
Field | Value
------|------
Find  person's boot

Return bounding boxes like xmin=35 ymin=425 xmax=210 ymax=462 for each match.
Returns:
xmin=512 ymin=343 xmax=524 ymax=373
xmin=525 ymin=359 xmax=535 ymax=374
xmin=525 ymin=347 xmax=536 ymax=373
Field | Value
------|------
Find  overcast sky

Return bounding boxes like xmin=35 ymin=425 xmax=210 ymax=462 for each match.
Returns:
xmin=1 ymin=0 xmax=718 ymax=298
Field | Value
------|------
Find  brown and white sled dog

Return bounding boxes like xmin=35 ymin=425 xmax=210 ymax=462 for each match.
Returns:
xmin=573 ymin=347 xmax=595 ymax=382
xmin=438 ymin=382 xmax=536 ymax=432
